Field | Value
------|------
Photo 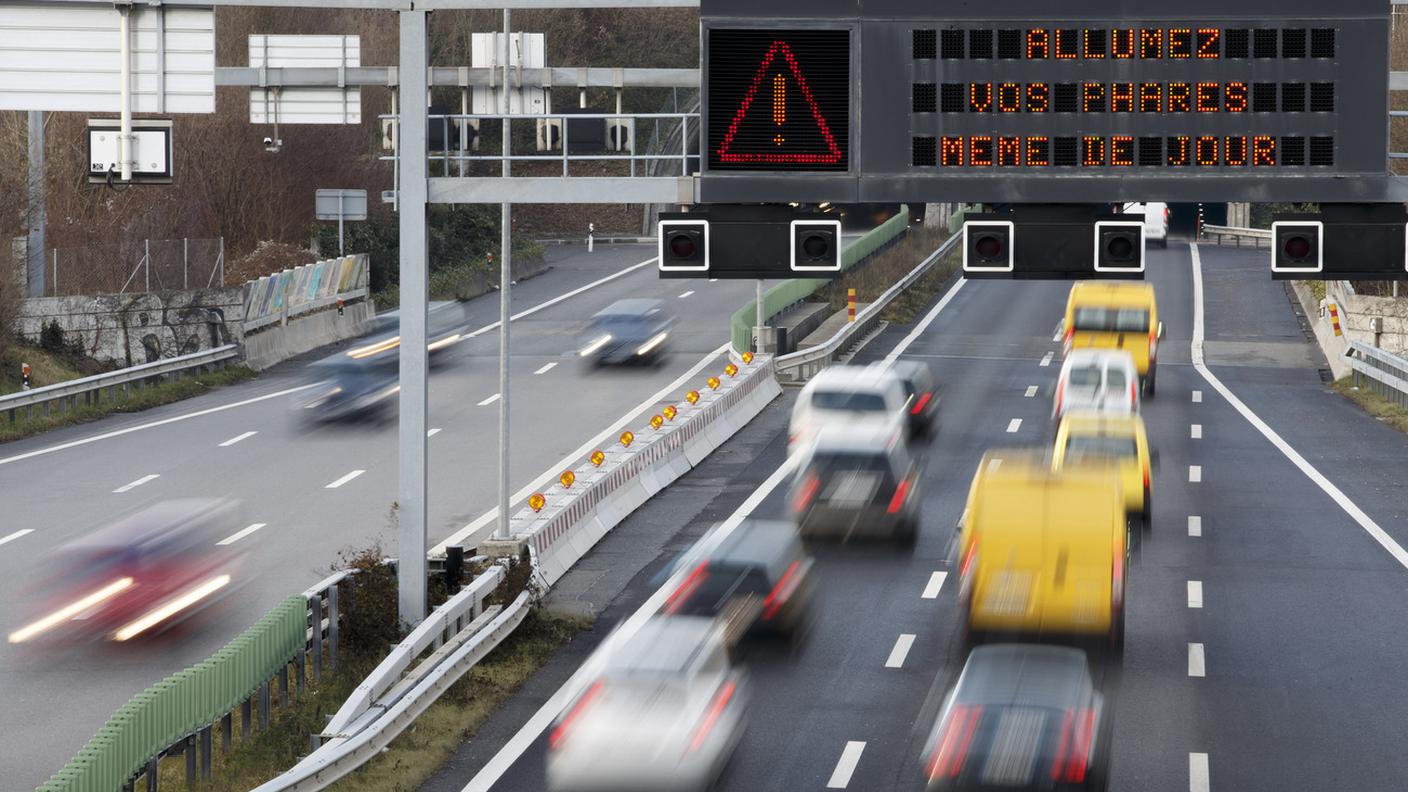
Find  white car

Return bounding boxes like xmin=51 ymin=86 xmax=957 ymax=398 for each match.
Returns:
xmin=1053 ymin=348 xmax=1141 ymax=423
xmin=789 ymin=365 xmax=908 ymax=453
xmin=546 ymin=617 xmax=749 ymax=792
xmin=1124 ymin=201 xmax=1170 ymax=248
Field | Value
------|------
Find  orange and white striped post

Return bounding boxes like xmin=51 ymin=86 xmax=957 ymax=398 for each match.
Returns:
xmin=1328 ymin=303 xmax=1343 ymax=337
xmin=847 ymin=288 xmax=856 ymax=323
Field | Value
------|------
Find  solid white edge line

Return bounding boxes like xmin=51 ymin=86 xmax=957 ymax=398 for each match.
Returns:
xmin=533 ymin=362 xmax=558 ymax=375
xmin=1188 ymin=515 xmax=1202 ymax=537
xmin=1189 ymin=752 xmax=1211 ymax=792
xmin=477 ymin=393 xmax=502 ymax=406
xmin=325 ymin=469 xmax=365 ymax=489
xmin=922 ymin=570 xmax=947 ymax=599
xmin=0 ymin=528 xmax=35 ymax=547
xmin=0 ymin=384 xmax=316 ymax=468
xmin=827 ymin=741 xmax=867 ymax=789
xmin=1191 ymin=424 xmax=1202 ymax=439
xmin=1188 ymin=642 xmax=1206 ymax=677
xmin=216 ymin=523 xmax=267 ymax=546
xmin=1191 ymin=242 xmax=1408 ymax=573
xmin=465 ymin=256 xmax=657 ymax=339
xmin=218 ymin=430 xmax=258 ymax=447
xmin=1187 ymin=580 xmax=1203 ymax=609
xmin=1006 ymin=418 xmax=1022 ymax=433
xmin=1024 ymin=385 xmax=1039 ymax=398
xmin=1189 ymin=465 xmax=1202 ymax=483
xmin=112 ymin=474 xmax=159 ymax=493
xmin=678 ymin=290 xmax=694 ymax=299
xmin=885 ymin=634 xmax=917 ymax=669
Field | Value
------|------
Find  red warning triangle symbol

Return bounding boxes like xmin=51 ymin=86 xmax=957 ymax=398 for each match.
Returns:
xmin=715 ymin=41 xmax=844 ymax=165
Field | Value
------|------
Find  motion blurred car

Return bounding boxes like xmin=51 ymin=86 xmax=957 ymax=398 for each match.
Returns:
xmin=790 ymin=425 xmax=921 ymax=544
xmin=578 ymin=299 xmax=674 ymax=365
xmin=1052 ymin=350 xmax=1140 ymax=424
xmin=956 ymin=451 xmax=1127 ymax=651
xmin=873 ymin=359 xmax=940 ymax=438
xmin=1123 ymin=201 xmax=1169 ymax=248
xmin=546 ymin=616 xmax=748 ymax=792
xmin=1052 ymin=412 xmax=1153 ymax=530
xmin=1062 ymin=282 xmax=1163 ymax=396
xmin=661 ymin=519 xmax=816 ymax=643
xmin=789 ymin=365 xmax=908 ymax=453
xmin=8 ymin=499 xmax=248 ymax=645
xmin=921 ymin=644 xmax=1110 ymax=791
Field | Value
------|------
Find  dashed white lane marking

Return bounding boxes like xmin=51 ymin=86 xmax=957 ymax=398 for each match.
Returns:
xmin=922 ymin=571 xmax=948 ymax=599
xmin=464 ymin=256 xmax=657 ymax=339
xmin=1188 ymin=515 xmax=1202 ymax=537
xmin=217 ymin=523 xmax=267 ymax=546
xmin=1189 ymin=465 xmax=1202 ymax=483
xmin=1190 ymin=752 xmax=1210 ymax=792
xmin=218 ymin=431 xmax=257 ymax=447
xmin=678 ymin=290 xmax=694 ymax=299
xmin=827 ymin=742 xmax=867 ymax=788
xmin=1006 ymin=418 xmax=1022 ymax=433
xmin=1024 ymin=385 xmax=1038 ymax=398
xmin=427 ymin=428 xmax=442 ymax=438
xmin=1192 ymin=389 xmax=1203 ymax=403
xmin=0 ymin=529 xmax=35 ymax=547
xmin=708 ymin=278 xmax=718 ymax=283
xmin=113 ymin=474 xmax=159 ymax=493
xmin=885 ymin=634 xmax=917 ymax=669
xmin=1188 ymin=643 xmax=1206 ymax=677
xmin=1188 ymin=580 xmax=1204 ymax=608
xmin=533 ymin=362 xmax=557 ymax=375
xmin=325 ymin=469 xmax=365 ymax=489
xmin=477 ymin=393 xmax=502 ymax=406
xmin=1191 ymin=424 xmax=1202 ymax=439
xmin=1039 ymin=351 xmax=1054 ymax=367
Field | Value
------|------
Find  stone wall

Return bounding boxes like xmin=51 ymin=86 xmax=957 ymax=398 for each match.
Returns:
xmin=17 ymin=289 xmax=246 ymax=367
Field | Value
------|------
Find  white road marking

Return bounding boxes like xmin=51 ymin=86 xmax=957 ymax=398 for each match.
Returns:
xmin=464 ymin=256 xmax=657 ymax=339
xmin=1192 ymin=389 xmax=1203 ymax=403
xmin=0 ymin=529 xmax=35 ymax=547
xmin=218 ymin=431 xmax=257 ymax=447
xmin=1191 ymin=424 xmax=1202 ymax=439
xmin=827 ymin=742 xmax=867 ymax=788
xmin=1188 ymin=580 xmax=1204 ymax=608
xmin=883 ymin=273 xmax=968 ymax=364
xmin=1039 ymin=351 xmax=1054 ymax=367
xmin=708 ymin=278 xmax=718 ymax=283
xmin=217 ymin=523 xmax=267 ymax=546
xmin=1024 ymin=385 xmax=1038 ymax=398
xmin=113 ymin=474 xmax=159 ymax=493
xmin=1189 ymin=465 xmax=1202 ymax=483
xmin=427 ymin=428 xmax=442 ymax=438
xmin=922 ymin=571 xmax=948 ymax=599
xmin=325 ymin=469 xmax=365 ymax=489
xmin=1190 ymin=753 xmax=1210 ymax=792
xmin=1191 ymin=243 xmax=1408 ymax=573
xmin=1006 ymin=418 xmax=1022 ymax=433
xmin=533 ymin=362 xmax=557 ymax=375
xmin=1188 ymin=642 xmax=1206 ymax=677
xmin=1188 ymin=515 xmax=1202 ymax=537
xmin=885 ymin=634 xmax=916 ymax=668
xmin=678 ymin=290 xmax=694 ymax=299
xmin=477 ymin=393 xmax=501 ymax=406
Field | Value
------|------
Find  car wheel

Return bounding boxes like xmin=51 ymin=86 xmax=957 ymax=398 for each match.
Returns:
xmin=895 ymin=519 xmax=919 ymax=548
xmin=1159 ymin=237 xmax=1168 ymax=249
xmin=1141 ymin=493 xmax=1152 ymax=532
xmin=1110 ymin=606 xmax=1126 ymax=655
xmin=1143 ymin=364 xmax=1157 ymax=397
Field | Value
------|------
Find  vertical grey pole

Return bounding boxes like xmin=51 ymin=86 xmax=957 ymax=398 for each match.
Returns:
xmin=52 ymin=250 xmax=57 ymax=296
xmin=144 ymin=239 xmax=150 ymax=292
xmin=183 ymin=237 xmax=188 ymax=289
xmin=218 ymin=237 xmax=224 ymax=287
xmin=755 ymin=279 xmax=764 ymax=353
xmin=397 ymin=8 xmax=430 ymax=626
xmin=495 ymin=10 xmax=513 ymax=540
xmin=26 ymin=110 xmax=44 ymax=298
xmin=338 ymin=193 xmax=346 ymax=256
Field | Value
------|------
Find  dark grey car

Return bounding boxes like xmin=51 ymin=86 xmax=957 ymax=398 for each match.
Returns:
xmin=579 ymin=299 xmax=674 ymax=365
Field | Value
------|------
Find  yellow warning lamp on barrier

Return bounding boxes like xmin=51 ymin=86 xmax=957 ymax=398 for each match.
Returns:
xmin=590 ymin=450 xmax=606 ymax=467
xmin=662 ymin=405 xmax=678 ymax=421
xmin=725 ymin=363 xmax=739 ymax=377
xmin=707 ymin=376 xmax=721 ymax=390
xmin=686 ymin=390 xmax=700 ymax=405
xmin=620 ymin=431 xmax=635 ymax=448
xmin=559 ymin=470 xmax=576 ymax=489
xmin=650 ymin=414 xmax=665 ymax=430
xmin=741 ymin=351 xmax=754 ymax=365
xmin=528 ymin=493 xmax=546 ymax=512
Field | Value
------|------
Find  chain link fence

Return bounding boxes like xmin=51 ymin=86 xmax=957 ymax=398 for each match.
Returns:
xmin=45 ymin=238 xmax=224 ymax=297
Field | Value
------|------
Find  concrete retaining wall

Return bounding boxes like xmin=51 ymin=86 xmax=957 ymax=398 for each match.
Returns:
xmin=17 ymin=289 xmax=247 ymax=367
xmin=242 ymin=299 xmax=375 ymax=371
xmin=1289 ymin=281 xmax=1408 ymax=380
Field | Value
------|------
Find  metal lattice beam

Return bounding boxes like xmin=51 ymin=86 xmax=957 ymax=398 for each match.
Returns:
xmin=428 ymin=175 xmax=692 ymax=203
xmin=215 ymin=66 xmax=699 ymax=88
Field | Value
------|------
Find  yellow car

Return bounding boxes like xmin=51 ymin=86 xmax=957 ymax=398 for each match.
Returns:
xmin=1053 ymin=412 xmax=1153 ymax=529
xmin=955 ymin=450 xmax=1128 ymax=651
xmin=1063 ymin=281 xmax=1164 ymax=396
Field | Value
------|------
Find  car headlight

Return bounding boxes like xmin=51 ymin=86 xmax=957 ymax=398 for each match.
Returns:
xmin=635 ymin=332 xmax=669 ymax=356
xmin=579 ymin=334 xmax=612 ymax=357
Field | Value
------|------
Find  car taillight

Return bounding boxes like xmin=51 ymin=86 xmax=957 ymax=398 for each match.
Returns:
xmin=887 ymin=477 xmax=913 ymax=515
xmin=926 ymin=704 xmax=983 ymax=780
xmin=793 ymin=474 xmax=820 ymax=513
xmin=1051 ymin=708 xmax=1097 ymax=782
xmin=549 ymin=680 xmax=605 ymax=750
xmin=761 ymin=560 xmax=802 ymax=621
xmin=1143 ymin=465 xmax=1150 ymax=490
xmin=959 ymin=541 xmax=977 ymax=580
xmin=1129 ymin=379 xmax=1137 ymax=405
xmin=1148 ymin=330 xmax=1158 ymax=360
xmin=663 ymin=562 xmax=709 ymax=615
xmin=911 ymin=392 xmax=933 ymax=416
xmin=1164 ymin=206 xmax=1171 ymax=221
xmin=1054 ymin=380 xmax=1065 ymax=414
xmin=689 ymin=680 xmax=738 ymax=752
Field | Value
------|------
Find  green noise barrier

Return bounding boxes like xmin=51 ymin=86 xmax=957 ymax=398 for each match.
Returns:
xmin=36 ymin=595 xmax=309 ymax=792
xmin=730 ymin=205 xmax=912 ymax=354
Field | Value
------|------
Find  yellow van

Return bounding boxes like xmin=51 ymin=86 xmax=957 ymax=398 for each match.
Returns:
xmin=1063 ymin=282 xmax=1164 ymax=396
xmin=1052 ymin=413 xmax=1153 ymax=529
xmin=956 ymin=450 xmax=1128 ymax=651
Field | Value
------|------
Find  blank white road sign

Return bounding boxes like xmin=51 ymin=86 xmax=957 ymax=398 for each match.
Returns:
xmin=87 ymin=121 xmax=173 ymax=181
xmin=249 ymin=35 xmax=361 ymax=124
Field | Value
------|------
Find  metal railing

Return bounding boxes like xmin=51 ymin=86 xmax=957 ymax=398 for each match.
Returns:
xmin=2 ymin=345 xmax=239 ymax=426
xmin=774 ymin=234 xmax=962 ymax=383
xmin=1345 ymin=339 xmax=1408 ymax=407
xmin=1200 ymin=224 xmax=1272 ymax=248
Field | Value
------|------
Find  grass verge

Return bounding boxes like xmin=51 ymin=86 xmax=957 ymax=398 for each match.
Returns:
xmin=0 ymin=365 xmax=256 ymax=444
xmin=1330 ymin=376 xmax=1408 ymax=434
xmin=815 ymin=226 xmax=957 ymax=326
xmin=0 ymin=341 xmax=113 ymax=396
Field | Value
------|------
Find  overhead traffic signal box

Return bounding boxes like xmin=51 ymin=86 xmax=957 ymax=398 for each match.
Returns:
xmin=659 ymin=205 xmax=846 ymax=278
xmin=1270 ymin=204 xmax=1408 ymax=280
xmin=962 ymin=205 xmax=1145 ymax=280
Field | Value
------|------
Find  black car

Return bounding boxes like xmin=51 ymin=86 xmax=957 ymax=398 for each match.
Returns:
xmin=877 ymin=360 xmax=940 ymax=438
xmin=790 ymin=426 xmax=921 ymax=544
xmin=578 ymin=299 xmax=674 ymax=365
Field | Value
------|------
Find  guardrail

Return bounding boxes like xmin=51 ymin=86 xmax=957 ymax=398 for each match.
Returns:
xmin=1345 ymin=339 xmax=1408 ymax=407
xmin=3 ymin=345 xmax=239 ymax=426
xmin=774 ymin=234 xmax=961 ymax=384
xmin=1200 ymin=223 xmax=1272 ymax=248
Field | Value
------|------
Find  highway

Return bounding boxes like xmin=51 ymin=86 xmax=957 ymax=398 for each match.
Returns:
xmin=426 ymin=241 xmax=1408 ymax=792
xmin=0 ymin=243 xmax=758 ymax=789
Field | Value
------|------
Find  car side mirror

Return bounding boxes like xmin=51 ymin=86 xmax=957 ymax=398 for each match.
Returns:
xmin=1157 ymin=321 xmax=1166 ymax=341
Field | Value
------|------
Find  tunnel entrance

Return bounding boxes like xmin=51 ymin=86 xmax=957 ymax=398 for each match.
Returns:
xmin=1169 ymin=203 xmax=1227 ymax=237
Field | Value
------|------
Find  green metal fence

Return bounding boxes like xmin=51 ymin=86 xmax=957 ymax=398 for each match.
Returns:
xmin=730 ymin=206 xmax=912 ymax=353
xmin=37 ymin=596 xmax=309 ymax=792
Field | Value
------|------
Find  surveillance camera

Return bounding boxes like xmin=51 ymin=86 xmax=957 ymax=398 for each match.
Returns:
xmin=263 ymin=136 xmax=273 ymax=146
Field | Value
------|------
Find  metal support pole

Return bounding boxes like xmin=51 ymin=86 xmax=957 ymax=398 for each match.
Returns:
xmin=496 ymin=8 xmax=513 ymax=541
xmin=309 ymin=594 xmax=323 ymax=682
xmin=754 ymin=279 xmax=765 ymax=353
xmin=259 ymin=681 xmax=270 ymax=729
xmin=26 ymin=110 xmax=45 ymax=298
xmin=52 ymin=249 xmax=57 ymax=296
xmin=145 ymin=757 xmax=158 ymax=792
xmin=221 ymin=712 xmax=232 ymax=752
xmin=183 ymin=238 xmax=188 ymax=289
xmin=338 ymin=193 xmax=346 ymax=256
xmin=278 ymin=663 xmax=289 ymax=706
xmin=328 ymin=584 xmax=340 ymax=672
xmin=219 ymin=237 xmax=224 ymax=287
xmin=199 ymin=726 xmax=212 ymax=780
xmin=396 ymin=8 xmax=430 ymax=627
xmin=145 ymin=239 xmax=150 ymax=292
xmin=185 ymin=735 xmax=196 ymax=785
xmin=118 ymin=3 xmax=133 ymax=182
xmin=241 ymin=698 xmax=251 ymax=737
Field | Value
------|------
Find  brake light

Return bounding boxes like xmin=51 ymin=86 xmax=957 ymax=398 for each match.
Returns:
xmin=664 ymin=562 xmax=709 ymax=615
xmin=1054 ymin=380 xmax=1065 ymax=414
xmin=549 ymin=681 xmax=605 ymax=750
xmin=911 ymin=392 xmax=933 ymax=416
xmin=689 ymin=681 xmax=737 ymax=752
xmin=793 ymin=474 xmax=820 ymax=513
xmin=1051 ymin=708 xmax=1097 ymax=782
xmin=1143 ymin=465 xmax=1150 ymax=490
xmin=926 ymin=704 xmax=983 ymax=780
xmin=1164 ymin=206 xmax=1171 ymax=221
xmin=761 ymin=560 xmax=802 ymax=621
xmin=959 ymin=541 xmax=977 ymax=580
xmin=1129 ymin=379 xmax=1137 ymax=405
xmin=1148 ymin=330 xmax=1158 ymax=361
xmin=887 ymin=477 xmax=913 ymax=515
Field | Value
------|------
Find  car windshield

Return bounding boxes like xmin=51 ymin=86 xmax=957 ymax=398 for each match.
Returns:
xmin=1073 ymin=307 xmax=1149 ymax=333
xmin=1064 ymin=435 xmax=1138 ymax=460
xmin=1068 ymin=366 xmax=1102 ymax=391
xmin=1106 ymin=368 xmax=1128 ymax=391
xmin=810 ymin=390 xmax=888 ymax=412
